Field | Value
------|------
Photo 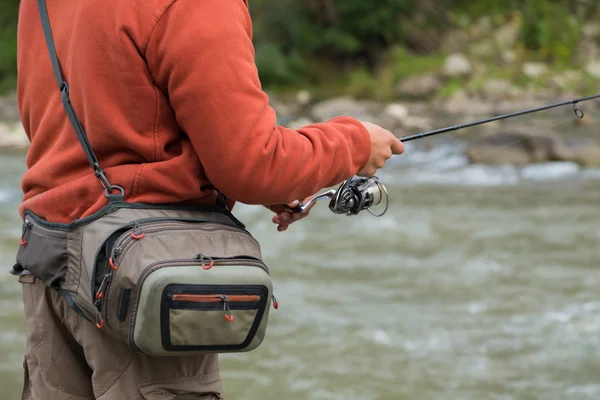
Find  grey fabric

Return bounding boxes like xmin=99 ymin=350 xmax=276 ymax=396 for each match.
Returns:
xmin=17 ymin=205 xmax=273 ymax=357
xmin=16 ymin=218 xmax=68 ymax=290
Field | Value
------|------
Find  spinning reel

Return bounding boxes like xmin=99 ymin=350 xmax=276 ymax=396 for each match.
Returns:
xmin=289 ymin=176 xmax=389 ymax=217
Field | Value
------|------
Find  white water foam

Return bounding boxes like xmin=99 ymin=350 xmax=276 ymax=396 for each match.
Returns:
xmin=385 ymin=144 xmax=600 ymax=187
xmin=520 ymin=162 xmax=580 ymax=181
xmin=0 ymin=189 xmax=12 ymax=204
xmin=582 ymin=168 xmax=600 ymax=179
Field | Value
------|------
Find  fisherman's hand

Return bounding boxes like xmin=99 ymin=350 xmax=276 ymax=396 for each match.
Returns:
xmin=357 ymin=121 xmax=405 ymax=176
xmin=264 ymin=197 xmax=315 ymax=232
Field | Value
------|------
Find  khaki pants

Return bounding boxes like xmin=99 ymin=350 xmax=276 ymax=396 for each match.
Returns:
xmin=18 ymin=274 xmax=224 ymax=400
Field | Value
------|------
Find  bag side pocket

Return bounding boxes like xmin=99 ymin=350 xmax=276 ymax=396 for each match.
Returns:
xmin=16 ymin=218 xmax=68 ymax=290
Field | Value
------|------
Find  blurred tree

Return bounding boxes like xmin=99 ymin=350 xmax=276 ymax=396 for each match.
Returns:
xmin=0 ymin=0 xmax=597 ymax=94
xmin=0 ymin=0 xmax=18 ymax=93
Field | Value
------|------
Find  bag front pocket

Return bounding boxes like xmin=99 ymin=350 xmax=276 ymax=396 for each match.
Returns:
xmin=129 ymin=257 xmax=274 ymax=356
xmin=89 ymin=216 xmax=273 ymax=356
xmin=162 ymin=285 xmax=269 ymax=350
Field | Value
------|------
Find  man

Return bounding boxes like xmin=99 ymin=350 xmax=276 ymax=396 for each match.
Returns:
xmin=16 ymin=0 xmax=404 ymax=398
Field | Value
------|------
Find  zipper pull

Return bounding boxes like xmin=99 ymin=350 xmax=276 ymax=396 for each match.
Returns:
xmin=95 ymin=272 xmax=111 ymax=301
xmin=221 ymin=295 xmax=234 ymax=322
xmin=95 ymin=308 xmax=105 ymax=329
xmin=109 ymin=247 xmax=122 ymax=271
xmin=131 ymin=222 xmax=144 ymax=240
xmin=20 ymin=219 xmax=32 ymax=246
xmin=272 ymin=294 xmax=279 ymax=309
xmin=195 ymin=254 xmax=214 ymax=270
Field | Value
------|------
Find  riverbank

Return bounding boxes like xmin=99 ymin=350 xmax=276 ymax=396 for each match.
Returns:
xmin=1 ymin=83 xmax=599 ymax=167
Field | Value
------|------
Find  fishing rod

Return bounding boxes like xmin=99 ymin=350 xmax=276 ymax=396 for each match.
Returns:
xmin=290 ymin=93 xmax=600 ymax=217
xmin=399 ymin=93 xmax=600 ymax=143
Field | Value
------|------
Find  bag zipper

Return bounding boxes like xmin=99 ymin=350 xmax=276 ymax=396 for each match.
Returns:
xmin=111 ymin=218 xmax=254 ymax=253
xmin=171 ymin=294 xmax=261 ymax=303
xmin=20 ymin=218 xmax=67 ymax=246
xmin=170 ymin=293 xmax=262 ymax=322
xmin=108 ymin=221 xmax=259 ymax=272
xmin=94 ymin=256 xmax=273 ymax=334
xmin=91 ymin=218 xmax=258 ymax=308
xmin=20 ymin=219 xmax=32 ymax=246
xmin=127 ymin=257 xmax=274 ymax=349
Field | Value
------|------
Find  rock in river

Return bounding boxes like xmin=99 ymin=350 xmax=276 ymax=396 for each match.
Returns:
xmin=395 ymin=74 xmax=442 ymax=99
xmin=0 ymin=122 xmax=29 ymax=150
xmin=442 ymin=53 xmax=472 ymax=78
xmin=310 ymin=96 xmax=379 ymax=122
xmin=465 ymin=127 xmax=600 ymax=167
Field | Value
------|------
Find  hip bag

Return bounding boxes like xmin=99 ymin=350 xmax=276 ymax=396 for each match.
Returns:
xmin=11 ymin=0 xmax=277 ymax=357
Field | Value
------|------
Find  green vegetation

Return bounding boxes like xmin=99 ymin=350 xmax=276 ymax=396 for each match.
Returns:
xmin=249 ymin=0 xmax=600 ymax=98
xmin=0 ymin=1 xmax=598 ymax=97
xmin=0 ymin=0 xmax=18 ymax=94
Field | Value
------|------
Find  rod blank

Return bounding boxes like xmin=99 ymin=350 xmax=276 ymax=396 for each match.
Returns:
xmin=398 ymin=93 xmax=600 ymax=143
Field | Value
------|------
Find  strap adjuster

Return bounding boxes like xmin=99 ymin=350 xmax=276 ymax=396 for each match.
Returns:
xmin=60 ymin=81 xmax=70 ymax=104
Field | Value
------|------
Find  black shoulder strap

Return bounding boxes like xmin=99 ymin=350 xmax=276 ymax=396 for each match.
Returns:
xmin=37 ymin=0 xmax=124 ymax=202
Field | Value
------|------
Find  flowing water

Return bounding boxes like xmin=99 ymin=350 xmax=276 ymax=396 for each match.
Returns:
xmin=1 ymin=134 xmax=600 ymax=399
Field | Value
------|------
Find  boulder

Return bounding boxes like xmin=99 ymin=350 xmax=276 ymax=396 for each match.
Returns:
xmin=522 ymin=62 xmax=548 ymax=79
xmin=440 ymin=90 xmax=494 ymax=115
xmin=310 ymin=96 xmax=378 ymax=122
xmin=494 ymin=21 xmax=520 ymax=50
xmin=440 ymin=30 xmax=470 ymax=53
xmin=0 ymin=122 xmax=29 ymax=150
xmin=0 ymin=91 xmax=20 ymax=122
xmin=442 ymin=53 xmax=472 ymax=78
xmin=550 ymin=70 xmax=582 ymax=88
xmin=395 ymin=74 xmax=442 ymax=99
xmin=401 ymin=116 xmax=433 ymax=133
xmin=481 ymin=79 xmax=516 ymax=101
xmin=585 ymin=61 xmax=600 ymax=79
xmin=287 ymin=117 xmax=314 ymax=130
xmin=469 ymin=39 xmax=496 ymax=59
xmin=377 ymin=103 xmax=410 ymax=132
xmin=296 ymin=90 xmax=312 ymax=106
xmin=465 ymin=128 xmax=600 ymax=167
xmin=583 ymin=23 xmax=600 ymax=40
xmin=503 ymin=50 xmax=516 ymax=64
xmin=552 ymin=139 xmax=600 ymax=167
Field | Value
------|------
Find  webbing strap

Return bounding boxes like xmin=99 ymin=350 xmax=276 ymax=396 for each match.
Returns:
xmin=36 ymin=0 xmax=124 ymax=201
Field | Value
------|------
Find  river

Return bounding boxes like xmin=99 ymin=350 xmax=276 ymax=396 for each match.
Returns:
xmin=1 ymin=136 xmax=600 ymax=399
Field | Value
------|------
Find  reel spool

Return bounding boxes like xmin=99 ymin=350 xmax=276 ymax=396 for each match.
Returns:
xmin=289 ymin=176 xmax=389 ymax=217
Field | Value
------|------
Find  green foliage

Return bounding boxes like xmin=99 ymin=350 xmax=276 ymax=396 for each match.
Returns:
xmin=0 ymin=0 xmax=598 ymax=97
xmin=519 ymin=1 xmax=582 ymax=66
xmin=250 ymin=0 xmax=418 ymax=86
xmin=391 ymin=46 xmax=447 ymax=80
xmin=0 ymin=0 xmax=18 ymax=95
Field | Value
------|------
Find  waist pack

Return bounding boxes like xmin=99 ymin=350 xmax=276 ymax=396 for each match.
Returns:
xmin=10 ymin=0 xmax=276 ymax=357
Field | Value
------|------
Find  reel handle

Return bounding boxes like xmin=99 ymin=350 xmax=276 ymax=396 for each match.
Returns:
xmin=286 ymin=190 xmax=337 ymax=213
xmin=288 ymin=203 xmax=303 ymax=213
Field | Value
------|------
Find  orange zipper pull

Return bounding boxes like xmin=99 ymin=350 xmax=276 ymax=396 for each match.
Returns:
xmin=222 ymin=295 xmax=234 ymax=322
xmin=272 ymin=294 xmax=279 ymax=309
xmin=130 ymin=222 xmax=144 ymax=240
xmin=20 ymin=219 xmax=32 ymax=246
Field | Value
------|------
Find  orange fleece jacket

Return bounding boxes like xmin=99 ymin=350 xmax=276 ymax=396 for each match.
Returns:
xmin=16 ymin=0 xmax=371 ymax=223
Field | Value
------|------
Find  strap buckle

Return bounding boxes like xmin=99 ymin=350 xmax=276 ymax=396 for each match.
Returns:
xmin=94 ymin=164 xmax=124 ymax=201
xmin=105 ymin=185 xmax=125 ymax=202
xmin=60 ymin=81 xmax=70 ymax=104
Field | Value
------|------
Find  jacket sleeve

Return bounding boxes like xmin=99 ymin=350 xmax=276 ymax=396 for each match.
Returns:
xmin=144 ymin=0 xmax=371 ymax=205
